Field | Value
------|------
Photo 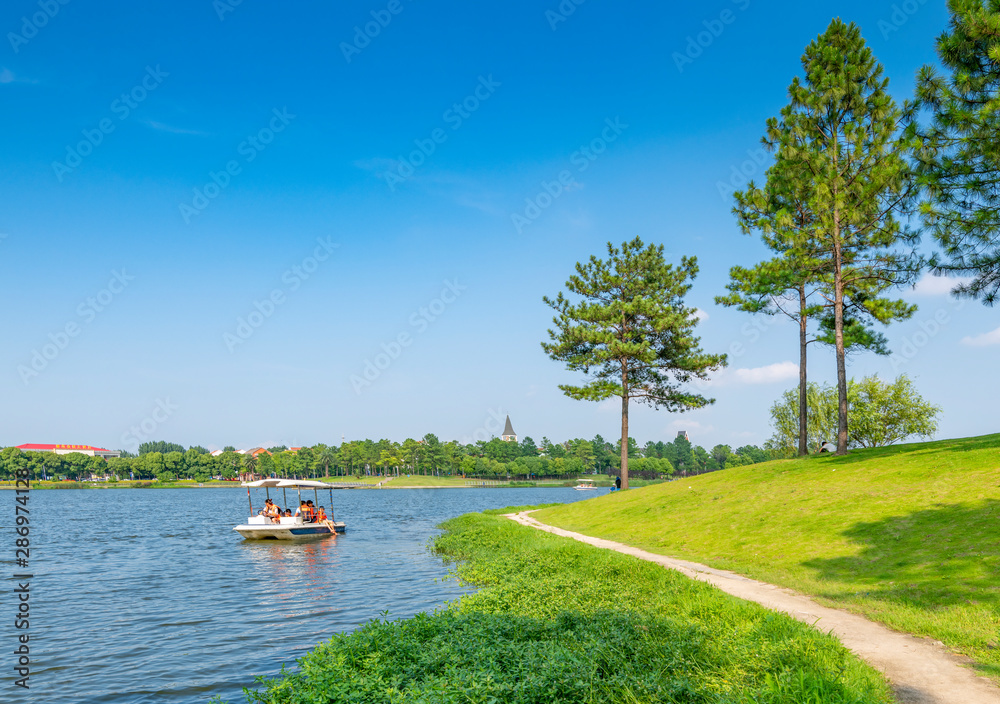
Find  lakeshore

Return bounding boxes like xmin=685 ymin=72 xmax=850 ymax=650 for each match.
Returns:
xmin=0 ymin=475 xmax=664 ymax=490
xmin=11 ymin=487 xmax=592 ymax=704
xmin=230 ymin=508 xmax=894 ymax=703
xmin=219 ymin=433 xmax=1000 ymax=703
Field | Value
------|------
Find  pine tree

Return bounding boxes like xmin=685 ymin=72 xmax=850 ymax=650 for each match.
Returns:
xmin=767 ymin=19 xmax=921 ymax=454
xmin=719 ymin=153 xmax=826 ymax=456
xmin=721 ymin=151 xmax=902 ymax=455
xmin=542 ymin=238 xmax=726 ymax=488
xmin=915 ymin=0 xmax=1000 ymax=304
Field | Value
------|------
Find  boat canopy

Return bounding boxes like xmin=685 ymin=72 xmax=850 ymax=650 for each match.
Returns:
xmin=241 ymin=478 xmax=336 ymax=489
xmin=242 ymin=478 xmax=284 ymax=487
xmin=276 ymin=479 xmax=334 ymax=489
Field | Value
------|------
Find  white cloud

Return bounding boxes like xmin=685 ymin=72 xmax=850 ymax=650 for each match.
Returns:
xmin=693 ymin=308 xmax=709 ymax=323
xmin=961 ymin=326 xmax=1000 ymax=347
xmin=733 ymin=361 xmax=799 ymax=385
xmin=910 ymin=273 xmax=973 ymax=297
xmin=687 ymin=361 xmax=797 ymax=389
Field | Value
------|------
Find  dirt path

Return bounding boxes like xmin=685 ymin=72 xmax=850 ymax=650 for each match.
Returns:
xmin=507 ymin=511 xmax=999 ymax=704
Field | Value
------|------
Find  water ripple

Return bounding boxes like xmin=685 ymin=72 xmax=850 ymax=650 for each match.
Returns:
xmin=11 ymin=486 xmax=589 ymax=703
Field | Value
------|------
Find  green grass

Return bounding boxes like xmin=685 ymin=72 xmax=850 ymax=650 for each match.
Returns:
xmin=232 ymin=511 xmax=892 ymax=704
xmin=318 ymin=475 xmax=386 ymax=484
xmin=534 ymin=433 xmax=1000 ymax=682
xmin=386 ymin=475 xmax=469 ymax=487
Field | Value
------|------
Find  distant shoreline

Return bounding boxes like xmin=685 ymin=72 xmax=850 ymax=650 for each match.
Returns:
xmin=0 ymin=481 xmax=595 ymax=491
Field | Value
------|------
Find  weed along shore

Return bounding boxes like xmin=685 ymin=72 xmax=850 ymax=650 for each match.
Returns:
xmin=221 ymin=508 xmax=894 ymax=703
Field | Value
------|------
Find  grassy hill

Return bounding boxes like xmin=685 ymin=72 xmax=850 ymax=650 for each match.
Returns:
xmin=533 ymin=434 xmax=1000 ymax=682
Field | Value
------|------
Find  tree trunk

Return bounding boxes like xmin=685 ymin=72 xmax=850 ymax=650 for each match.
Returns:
xmin=797 ymin=283 xmax=808 ymax=456
xmin=833 ymin=215 xmax=849 ymax=455
xmin=620 ymin=366 xmax=630 ymax=491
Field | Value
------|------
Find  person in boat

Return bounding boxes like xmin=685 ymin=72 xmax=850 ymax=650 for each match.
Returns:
xmin=315 ymin=505 xmax=334 ymax=530
xmin=306 ymin=500 xmax=317 ymax=521
xmin=295 ymin=501 xmax=315 ymax=522
xmin=263 ymin=499 xmax=280 ymax=522
xmin=283 ymin=509 xmax=292 ymax=517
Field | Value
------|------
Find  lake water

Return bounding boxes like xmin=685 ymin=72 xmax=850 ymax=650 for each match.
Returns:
xmin=4 ymin=486 xmax=592 ymax=703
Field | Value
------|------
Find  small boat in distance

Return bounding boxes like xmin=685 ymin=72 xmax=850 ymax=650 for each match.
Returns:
xmin=573 ymin=479 xmax=601 ymax=491
xmin=234 ymin=478 xmax=346 ymax=540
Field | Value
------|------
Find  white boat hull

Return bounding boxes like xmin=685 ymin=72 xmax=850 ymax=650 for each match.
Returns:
xmin=234 ymin=522 xmax=346 ymax=540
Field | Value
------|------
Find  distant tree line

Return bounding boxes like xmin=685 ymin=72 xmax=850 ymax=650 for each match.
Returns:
xmin=0 ymin=432 xmax=778 ymax=483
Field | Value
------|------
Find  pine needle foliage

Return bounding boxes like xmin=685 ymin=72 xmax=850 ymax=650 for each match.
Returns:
xmin=542 ymin=238 xmax=726 ymax=489
xmin=915 ymin=0 xmax=1000 ymax=304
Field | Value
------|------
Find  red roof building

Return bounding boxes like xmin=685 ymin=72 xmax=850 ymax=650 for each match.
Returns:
xmin=16 ymin=444 xmax=120 ymax=459
xmin=239 ymin=447 xmax=271 ymax=458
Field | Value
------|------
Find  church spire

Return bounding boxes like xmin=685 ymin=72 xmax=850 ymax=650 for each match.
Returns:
xmin=501 ymin=415 xmax=517 ymax=442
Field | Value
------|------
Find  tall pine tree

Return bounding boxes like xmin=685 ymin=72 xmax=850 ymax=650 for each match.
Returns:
xmin=767 ymin=19 xmax=921 ymax=454
xmin=542 ymin=238 xmax=726 ymax=489
xmin=721 ymin=151 xmax=901 ymax=455
xmin=719 ymin=153 xmax=826 ymax=456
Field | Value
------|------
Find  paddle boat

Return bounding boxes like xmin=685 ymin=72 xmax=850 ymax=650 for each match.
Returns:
xmin=573 ymin=478 xmax=601 ymax=491
xmin=234 ymin=478 xmax=346 ymax=539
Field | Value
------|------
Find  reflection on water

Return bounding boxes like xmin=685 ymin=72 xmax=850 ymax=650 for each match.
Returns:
xmin=9 ymin=486 xmax=591 ymax=703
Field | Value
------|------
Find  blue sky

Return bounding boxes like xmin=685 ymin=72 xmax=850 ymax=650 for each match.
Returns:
xmin=1 ymin=0 xmax=995 ymax=453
